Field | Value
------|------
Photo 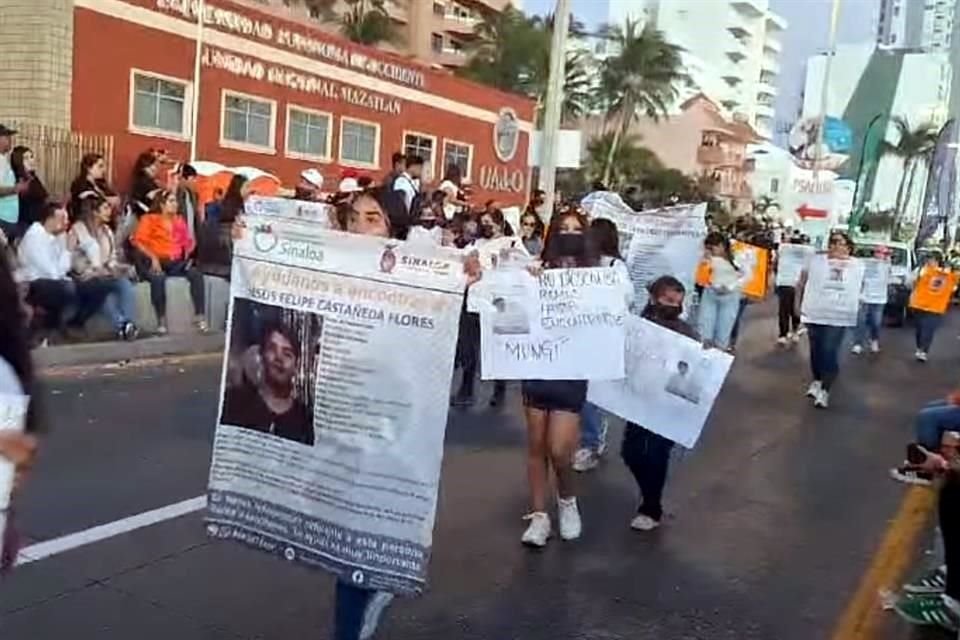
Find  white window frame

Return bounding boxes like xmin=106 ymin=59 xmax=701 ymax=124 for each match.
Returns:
xmin=441 ymin=138 xmax=474 ymax=181
xmin=128 ymin=69 xmax=192 ymax=141
xmin=285 ymin=104 xmax=333 ymax=162
xmin=402 ymin=130 xmax=438 ymax=182
xmin=339 ymin=116 xmax=381 ymax=169
xmin=219 ymin=89 xmax=277 ymax=155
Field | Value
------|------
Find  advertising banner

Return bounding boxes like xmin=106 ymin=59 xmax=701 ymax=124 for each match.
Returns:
xmin=588 ymin=317 xmax=734 ymax=449
xmin=472 ymin=266 xmax=629 ymax=380
xmin=206 ymin=222 xmax=467 ymax=595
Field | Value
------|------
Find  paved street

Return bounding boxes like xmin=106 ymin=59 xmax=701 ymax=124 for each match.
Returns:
xmin=2 ymin=305 xmax=958 ymax=640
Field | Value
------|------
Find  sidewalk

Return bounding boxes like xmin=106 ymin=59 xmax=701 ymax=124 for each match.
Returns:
xmin=33 ymin=333 xmax=225 ymax=370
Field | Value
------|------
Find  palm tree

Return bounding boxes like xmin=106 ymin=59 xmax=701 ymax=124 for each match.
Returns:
xmin=882 ymin=116 xmax=940 ymax=224
xmin=340 ymin=0 xmax=402 ymax=46
xmin=585 ymin=132 xmax=662 ymax=191
xmin=597 ymin=20 xmax=687 ymax=184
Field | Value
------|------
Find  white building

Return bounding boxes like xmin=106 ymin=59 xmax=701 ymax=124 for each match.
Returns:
xmin=606 ymin=0 xmax=787 ymax=139
xmin=877 ymin=0 xmax=956 ymax=52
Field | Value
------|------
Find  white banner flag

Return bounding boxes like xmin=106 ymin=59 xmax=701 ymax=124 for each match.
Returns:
xmin=588 ymin=317 xmax=733 ymax=449
xmin=474 ymin=266 xmax=628 ymax=380
xmin=207 ymin=223 xmax=466 ymax=595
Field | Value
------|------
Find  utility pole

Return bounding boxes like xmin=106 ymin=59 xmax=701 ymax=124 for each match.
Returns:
xmin=538 ymin=0 xmax=571 ymax=222
xmin=189 ymin=0 xmax=205 ymax=162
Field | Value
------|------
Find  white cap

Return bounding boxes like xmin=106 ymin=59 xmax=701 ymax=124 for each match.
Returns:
xmin=300 ymin=168 xmax=324 ymax=189
xmin=338 ymin=177 xmax=362 ymax=193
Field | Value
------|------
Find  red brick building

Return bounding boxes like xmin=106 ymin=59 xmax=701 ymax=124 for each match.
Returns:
xmin=70 ymin=0 xmax=534 ymax=203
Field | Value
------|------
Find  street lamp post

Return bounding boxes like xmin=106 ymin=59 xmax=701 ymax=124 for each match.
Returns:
xmin=538 ymin=0 xmax=571 ymax=222
xmin=189 ymin=0 xmax=205 ymax=163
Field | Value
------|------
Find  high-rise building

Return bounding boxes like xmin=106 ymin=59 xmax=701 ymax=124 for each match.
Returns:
xmin=876 ymin=0 xmax=956 ymax=51
xmin=606 ymin=0 xmax=787 ymax=140
xmin=243 ymin=0 xmax=517 ymax=69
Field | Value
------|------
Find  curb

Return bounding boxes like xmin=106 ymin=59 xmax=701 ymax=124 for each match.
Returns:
xmin=34 ymin=333 xmax=226 ymax=369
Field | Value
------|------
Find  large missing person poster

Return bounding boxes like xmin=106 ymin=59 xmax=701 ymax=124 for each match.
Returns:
xmin=582 ymin=192 xmax=707 ymax=312
xmin=800 ymin=255 xmax=865 ymax=326
xmin=775 ymin=244 xmax=814 ymax=287
xmin=206 ymin=221 xmax=467 ymax=595
xmin=588 ymin=317 xmax=734 ymax=448
xmin=471 ymin=266 xmax=629 ymax=380
xmin=860 ymin=258 xmax=891 ymax=304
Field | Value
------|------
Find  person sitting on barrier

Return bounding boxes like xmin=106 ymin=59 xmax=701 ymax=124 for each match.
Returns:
xmin=19 ymin=202 xmax=112 ymax=339
xmin=70 ymin=196 xmax=139 ymax=341
xmin=130 ymin=189 xmax=207 ymax=335
xmin=891 ymin=390 xmax=960 ymax=486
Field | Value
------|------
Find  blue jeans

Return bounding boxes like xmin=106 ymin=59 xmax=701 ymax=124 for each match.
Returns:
xmin=853 ymin=303 xmax=884 ymax=346
xmin=100 ymin=277 xmax=136 ymax=330
xmin=334 ymin=581 xmax=393 ymax=640
xmin=580 ymin=401 xmax=605 ymax=451
xmin=914 ymin=310 xmax=943 ymax=353
xmin=698 ymin=287 xmax=742 ymax=349
xmin=807 ymin=323 xmax=846 ymax=391
xmin=914 ymin=400 xmax=960 ymax=450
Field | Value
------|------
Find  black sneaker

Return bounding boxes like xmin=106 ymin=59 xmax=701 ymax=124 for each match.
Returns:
xmin=905 ymin=566 xmax=948 ymax=595
xmin=122 ymin=322 xmax=140 ymax=341
xmin=889 ymin=466 xmax=934 ymax=487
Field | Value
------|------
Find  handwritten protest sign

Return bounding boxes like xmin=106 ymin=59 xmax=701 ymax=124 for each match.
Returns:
xmin=860 ymin=258 xmax=891 ymax=304
xmin=582 ymin=192 xmax=706 ymax=312
xmin=207 ymin=223 xmax=466 ymax=595
xmin=800 ymin=255 xmax=865 ymax=326
xmin=588 ymin=317 xmax=733 ymax=448
xmin=475 ymin=267 xmax=628 ymax=380
xmin=775 ymin=244 xmax=813 ymax=287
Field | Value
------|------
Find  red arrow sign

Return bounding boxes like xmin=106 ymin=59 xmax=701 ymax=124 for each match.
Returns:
xmin=796 ymin=203 xmax=828 ymax=219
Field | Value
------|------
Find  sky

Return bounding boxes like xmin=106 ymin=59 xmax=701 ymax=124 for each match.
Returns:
xmin=522 ymin=0 xmax=881 ymax=135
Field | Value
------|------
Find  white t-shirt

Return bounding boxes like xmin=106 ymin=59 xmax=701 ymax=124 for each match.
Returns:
xmin=438 ymin=180 xmax=459 ymax=220
xmin=393 ymin=173 xmax=420 ymax=212
xmin=18 ymin=222 xmax=71 ymax=281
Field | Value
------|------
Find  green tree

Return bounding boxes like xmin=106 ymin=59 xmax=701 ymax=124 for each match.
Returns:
xmin=458 ymin=7 xmax=593 ymax=124
xmin=882 ymin=116 xmax=940 ymax=224
xmin=340 ymin=0 xmax=402 ymax=46
xmin=585 ymin=132 xmax=662 ymax=190
xmin=597 ymin=19 xmax=687 ymax=184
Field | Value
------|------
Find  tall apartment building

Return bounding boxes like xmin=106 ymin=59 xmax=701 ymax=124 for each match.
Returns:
xmin=877 ymin=0 xmax=956 ymax=51
xmin=607 ymin=0 xmax=787 ymax=140
xmin=244 ymin=0 xmax=516 ymax=69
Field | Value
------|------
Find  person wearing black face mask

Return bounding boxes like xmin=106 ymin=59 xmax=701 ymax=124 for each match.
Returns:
xmin=621 ymin=275 xmax=699 ymax=533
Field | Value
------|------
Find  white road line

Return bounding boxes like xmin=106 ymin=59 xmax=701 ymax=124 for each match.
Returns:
xmin=16 ymin=495 xmax=207 ymax=566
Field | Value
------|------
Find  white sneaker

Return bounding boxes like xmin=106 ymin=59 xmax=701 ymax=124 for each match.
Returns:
xmin=870 ymin=340 xmax=880 ymax=354
xmin=796 ymin=325 xmax=807 ymax=337
xmin=916 ymin=350 xmax=929 ymax=362
xmin=521 ymin=512 xmax=551 ymax=547
xmin=790 ymin=331 xmax=801 ymax=343
xmin=557 ymin=497 xmax=582 ymax=541
xmin=777 ymin=336 xmax=789 ymax=347
xmin=630 ymin=514 xmax=661 ymax=531
xmin=814 ymin=388 xmax=830 ymax=408
xmin=851 ymin=344 xmax=863 ymax=355
xmin=806 ymin=381 xmax=822 ymax=398
xmin=572 ymin=448 xmax=599 ymax=472
xmin=156 ymin=324 xmax=168 ymax=336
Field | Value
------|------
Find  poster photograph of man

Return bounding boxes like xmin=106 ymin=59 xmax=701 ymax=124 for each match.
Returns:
xmin=220 ymin=298 xmax=320 ymax=446
xmin=664 ymin=359 xmax=702 ymax=405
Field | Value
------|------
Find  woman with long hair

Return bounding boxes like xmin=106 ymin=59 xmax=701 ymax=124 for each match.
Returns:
xmin=697 ymin=231 xmax=743 ymax=350
xmin=10 ymin=146 xmax=48 ymax=234
xmin=130 ymin=189 xmax=206 ymax=334
xmin=69 ymin=153 xmax=118 ymax=220
xmin=520 ymin=209 xmax=595 ymax=547
xmin=797 ymin=231 xmax=862 ymax=409
xmin=519 ymin=211 xmax=545 ymax=257
xmin=129 ymin=151 xmax=162 ymax=213
xmin=70 ymin=196 xmax=139 ymax=340
xmin=197 ymin=174 xmax=247 ymax=277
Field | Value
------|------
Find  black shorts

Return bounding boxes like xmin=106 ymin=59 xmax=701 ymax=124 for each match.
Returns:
xmin=521 ymin=379 xmax=587 ymax=413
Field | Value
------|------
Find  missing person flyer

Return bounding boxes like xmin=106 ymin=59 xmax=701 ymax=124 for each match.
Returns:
xmin=206 ymin=221 xmax=467 ymax=595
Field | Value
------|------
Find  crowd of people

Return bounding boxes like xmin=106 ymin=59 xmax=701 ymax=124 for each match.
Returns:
xmin=5 ymin=124 xmax=960 ymax=637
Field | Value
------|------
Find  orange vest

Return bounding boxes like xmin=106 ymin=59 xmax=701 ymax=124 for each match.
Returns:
xmin=909 ymin=267 xmax=957 ymax=314
xmin=695 ymin=259 xmax=712 ymax=286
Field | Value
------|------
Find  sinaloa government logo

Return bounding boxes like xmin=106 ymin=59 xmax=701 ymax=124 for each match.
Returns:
xmin=253 ymin=224 xmax=279 ymax=253
xmin=493 ymin=107 xmax=519 ymax=163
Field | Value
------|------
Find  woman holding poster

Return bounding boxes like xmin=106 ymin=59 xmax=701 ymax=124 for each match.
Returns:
xmin=697 ymin=232 xmax=744 ymax=351
xmin=850 ymin=247 xmax=891 ymax=355
xmin=520 ymin=210 xmax=594 ymax=548
xmin=908 ymin=252 xmax=957 ymax=362
xmin=797 ymin=232 xmax=864 ymax=409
